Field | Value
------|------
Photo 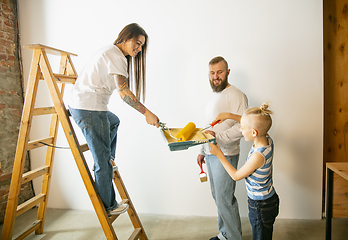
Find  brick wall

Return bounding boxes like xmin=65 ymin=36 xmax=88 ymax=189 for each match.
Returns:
xmin=0 ymin=0 xmax=34 ymax=224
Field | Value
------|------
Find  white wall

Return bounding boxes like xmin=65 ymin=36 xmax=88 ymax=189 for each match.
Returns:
xmin=18 ymin=0 xmax=323 ymax=219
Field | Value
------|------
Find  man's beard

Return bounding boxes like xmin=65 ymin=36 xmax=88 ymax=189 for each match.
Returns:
xmin=210 ymin=77 xmax=228 ymax=92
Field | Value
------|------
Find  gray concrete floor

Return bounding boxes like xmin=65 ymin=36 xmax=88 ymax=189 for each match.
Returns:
xmin=1 ymin=207 xmax=348 ymax=240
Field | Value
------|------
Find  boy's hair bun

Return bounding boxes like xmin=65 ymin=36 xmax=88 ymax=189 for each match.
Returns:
xmin=260 ymin=102 xmax=273 ymax=115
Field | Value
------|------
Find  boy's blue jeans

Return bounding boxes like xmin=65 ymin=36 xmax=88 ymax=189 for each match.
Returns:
xmin=205 ymin=154 xmax=242 ymax=240
xmin=69 ymin=107 xmax=120 ymax=211
xmin=248 ymin=192 xmax=279 ymax=240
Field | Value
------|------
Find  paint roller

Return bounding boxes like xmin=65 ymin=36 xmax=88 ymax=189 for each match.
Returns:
xmin=176 ymin=122 xmax=196 ymax=141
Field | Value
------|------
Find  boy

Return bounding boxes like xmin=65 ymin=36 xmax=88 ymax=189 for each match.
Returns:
xmin=209 ymin=103 xmax=279 ymax=240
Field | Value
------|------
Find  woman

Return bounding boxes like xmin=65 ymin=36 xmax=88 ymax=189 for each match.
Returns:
xmin=69 ymin=23 xmax=159 ymax=215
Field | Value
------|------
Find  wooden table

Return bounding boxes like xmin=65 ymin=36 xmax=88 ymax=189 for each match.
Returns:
xmin=326 ymin=162 xmax=348 ymax=240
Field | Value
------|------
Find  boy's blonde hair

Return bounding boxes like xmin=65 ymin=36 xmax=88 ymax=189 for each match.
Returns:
xmin=243 ymin=103 xmax=273 ymax=136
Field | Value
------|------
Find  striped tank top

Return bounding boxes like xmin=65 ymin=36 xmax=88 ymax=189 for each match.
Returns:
xmin=245 ymin=136 xmax=275 ymax=200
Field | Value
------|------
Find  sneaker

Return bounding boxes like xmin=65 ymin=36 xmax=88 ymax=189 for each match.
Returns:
xmin=209 ymin=237 xmax=219 ymax=240
xmin=108 ymin=203 xmax=129 ymax=216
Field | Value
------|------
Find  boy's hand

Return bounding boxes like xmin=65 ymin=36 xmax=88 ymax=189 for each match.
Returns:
xmin=205 ymin=130 xmax=216 ymax=137
xmin=209 ymin=142 xmax=223 ymax=157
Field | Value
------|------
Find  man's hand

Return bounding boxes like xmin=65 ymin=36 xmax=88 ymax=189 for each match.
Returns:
xmin=213 ymin=112 xmax=241 ymax=124
xmin=197 ymin=154 xmax=205 ymax=166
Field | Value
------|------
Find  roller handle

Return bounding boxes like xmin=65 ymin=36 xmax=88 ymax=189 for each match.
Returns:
xmin=211 ymin=120 xmax=221 ymax=127
xmin=201 ymin=120 xmax=221 ymax=131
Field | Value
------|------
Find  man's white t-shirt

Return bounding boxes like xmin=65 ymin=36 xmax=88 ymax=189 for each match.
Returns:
xmin=202 ymin=85 xmax=248 ymax=156
xmin=69 ymin=45 xmax=128 ymax=111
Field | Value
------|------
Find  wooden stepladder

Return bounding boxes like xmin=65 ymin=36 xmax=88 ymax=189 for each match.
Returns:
xmin=1 ymin=44 xmax=148 ymax=240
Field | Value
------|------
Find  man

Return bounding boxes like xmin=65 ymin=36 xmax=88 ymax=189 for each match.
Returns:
xmin=197 ymin=56 xmax=248 ymax=240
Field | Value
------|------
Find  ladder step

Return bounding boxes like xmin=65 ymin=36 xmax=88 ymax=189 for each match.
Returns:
xmin=33 ymin=107 xmax=57 ymax=116
xmin=80 ymin=143 xmax=89 ymax=152
xmin=27 ymin=137 xmax=54 ymax=151
xmin=53 ymin=74 xmax=77 ymax=84
xmin=32 ymin=107 xmax=70 ymax=117
xmin=108 ymin=214 xmax=119 ymax=223
xmin=120 ymin=199 xmax=129 ymax=204
xmin=14 ymin=220 xmax=41 ymax=240
xmin=108 ymin=199 xmax=130 ymax=223
xmin=27 ymin=137 xmax=87 ymax=153
xmin=129 ymin=228 xmax=142 ymax=240
xmin=22 ymin=166 xmax=49 ymax=184
xmin=38 ymin=72 xmax=76 ymax=84
xmin=16 ymin=194 xmax=45 ymax=217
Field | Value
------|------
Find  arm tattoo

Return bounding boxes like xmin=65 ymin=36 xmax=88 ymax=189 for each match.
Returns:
xmin=116 ymin=75 xmax=146 ymax=114
xmin=116 ymin=75 xmax=128 ymax=91
xmin=123 ymin=95 xmax=146 ymax=114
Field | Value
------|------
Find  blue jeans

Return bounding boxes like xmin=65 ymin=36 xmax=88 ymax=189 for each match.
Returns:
xmin=248 ymin=192 xmax=279 ymax=240
xmin=206 ymin=154 xmax=242 ymax=240
xmin=69 ymin=107 xmax=120 ymax=211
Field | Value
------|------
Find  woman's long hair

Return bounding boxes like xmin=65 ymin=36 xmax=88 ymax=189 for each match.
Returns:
xmin=114 ymin=23 xmax=148 ymax=102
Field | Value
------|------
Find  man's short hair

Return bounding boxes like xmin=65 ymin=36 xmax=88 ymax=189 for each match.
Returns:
xmin=209 ymin=56 xmax=228 ymax=69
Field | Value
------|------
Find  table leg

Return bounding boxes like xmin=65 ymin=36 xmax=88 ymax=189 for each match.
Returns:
xmin=326 ymin=167 xmax=333 ymax=240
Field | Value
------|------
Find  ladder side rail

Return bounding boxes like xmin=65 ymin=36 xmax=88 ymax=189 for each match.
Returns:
xmin=35 ymin=109 xmax=59 ymax=234
xmin=113 ymin=167 xmax=148 ymax=240
xmin=1 ymin=49 xmax=43 ymax=240
xmin=36 ymin=53 xmax=68 ymax=234
xmin=65 ymin=54 xmax=78 ymax=77
xmin=38 ymin=50 xmax=118 ymax=239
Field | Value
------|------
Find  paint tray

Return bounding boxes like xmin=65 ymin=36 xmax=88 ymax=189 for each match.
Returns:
xmin=160 ymin=128 xmax=216 ymax=151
